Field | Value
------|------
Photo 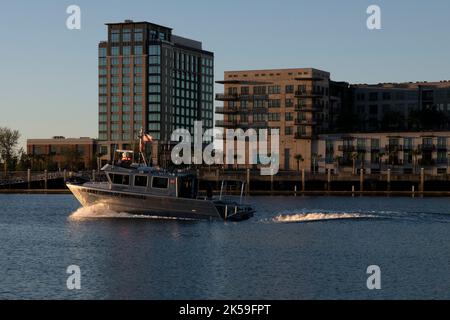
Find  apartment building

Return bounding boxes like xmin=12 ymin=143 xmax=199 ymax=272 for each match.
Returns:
xmin=351 ymin=81 xmax=450 ymax=132
xmin=216 ymin=68 xmax=331 ymax=171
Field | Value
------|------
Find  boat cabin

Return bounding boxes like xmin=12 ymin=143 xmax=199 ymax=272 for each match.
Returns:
xmin=103 ymin=165 xmax=198 ymax=199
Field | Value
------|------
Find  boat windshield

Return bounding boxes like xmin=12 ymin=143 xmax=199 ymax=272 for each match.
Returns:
xmin=113 ymin=150 xmax=134 ymax=168
xmin=178 ymin=175 xmax=198 ymax=199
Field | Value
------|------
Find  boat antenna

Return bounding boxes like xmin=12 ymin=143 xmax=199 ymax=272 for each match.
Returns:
xmin=139 ymin=127 xmax=148 ymax=167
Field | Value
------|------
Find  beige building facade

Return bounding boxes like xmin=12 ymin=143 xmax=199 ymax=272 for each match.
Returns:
xmin=216 ymin=68 xmax=331 ymax=171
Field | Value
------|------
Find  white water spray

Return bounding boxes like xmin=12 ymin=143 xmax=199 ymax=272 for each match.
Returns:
xmin=273 ymin=212 xmax=376 ymax=223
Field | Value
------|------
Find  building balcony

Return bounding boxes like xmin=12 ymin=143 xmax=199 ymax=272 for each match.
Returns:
xmin=251 ymin=121 xmax=268 ymax=128
xmin=386 ymin=145 xmax=404 ymax=152
xmin=294 ymin=119 xmax=317 ymax=126
xmin=251 ymin=107 xmax=268 ymax=113
xmin=215 ymin=120 xmax=237 ymax=128
xmin=294 ymin=105 xmax=319 ymax=112
xmin=419 ymin=144 xmax=437 ymax=152
xmin=295 ymin=132 xmax=312 ymax=140
xmin=356 ymin=146 xmax=369 ymax=152
xmin=216 ymin=93 xmax=268 ymax=101
xmin=338 ymin=146 xmax=355 ymax=152
xmin=419 ymin=159 xmax=436 ymax=167
xmin=216 ymin=93 xmax=239 ymax=101
xmin=294 ymin=90 xmax=323 ymax=98
xmin=215 ymin=107 xmax=238 ymax=114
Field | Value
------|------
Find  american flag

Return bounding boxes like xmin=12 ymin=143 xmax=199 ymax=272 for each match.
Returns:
xmin=139 ymin=133 xmax=153 ymax=153
xmin=142 ymin=133 xmax=153 ymax=142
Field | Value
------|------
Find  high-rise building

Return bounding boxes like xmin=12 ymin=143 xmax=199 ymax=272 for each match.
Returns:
xmin=98 ymin=20 xmax=214 ymax=163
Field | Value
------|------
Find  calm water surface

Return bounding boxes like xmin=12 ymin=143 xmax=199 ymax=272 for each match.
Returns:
xmin=1 ymin=194 xmax=450 ymax=299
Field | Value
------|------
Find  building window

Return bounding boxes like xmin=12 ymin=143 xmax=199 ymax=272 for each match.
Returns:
xmin=111 ymin=47 xmax=120 ymax=56
xmin=285 ymin=85 xmax=294 ymax=94
xmin=134 ymin=45 xmax=143 ymax=55
xmin=123 ymin=29 xmax=131 ymax=42
xmin=149 ymin=45 xmax=161 ymax=56
xmin=268 ymin=113 xmax=280 ymax=121
xmin=149 ymin=66 xmax=160 ymax=74
xmin=99 ymin=47 xmax=107 ymax=58
xmin=369 ymin=92 xmax=379 ymax=101
xmin=285 ymin=113 xmax=293 ymax=121
xmin=285 ymin=127 xmax=293 ymax=135
xmin=268 ymin=99 xmax=281 ymax=108
xmin=111 ymin=33 xmax=120 ymax=43
xmin=404 ymin=138 xmax=413 ymax=150
xmin=268 ymin=85 xmax=281 ymax=94
xmin=254 ymin=86 xmax=266 ymax=95
xmin=438 ymin=137 xmax=447 ymax=149
xmin=123 ymin=46 xmax=131 ymax=56
xmin=134 ymin=29 xmax=143 ymax=42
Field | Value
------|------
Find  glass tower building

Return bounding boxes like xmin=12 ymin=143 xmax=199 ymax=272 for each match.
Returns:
xmin=98 ymin=20 xmax=214 ymax=163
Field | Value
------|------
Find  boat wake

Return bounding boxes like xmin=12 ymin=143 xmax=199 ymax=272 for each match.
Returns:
xmin=68 ymin=203 xmax=197 ymax=221
xmin=272 ymin=212 xmax=376 ymax=223
xmin=69 ymin=203 xmax=138 ymax=221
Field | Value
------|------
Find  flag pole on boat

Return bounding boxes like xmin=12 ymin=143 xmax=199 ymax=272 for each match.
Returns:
xmin=139 ymin=127 xmax=153 ymax=167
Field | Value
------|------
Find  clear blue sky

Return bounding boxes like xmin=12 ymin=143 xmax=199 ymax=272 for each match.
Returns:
xmin=1 ymin=0 xmax=450 ymax=147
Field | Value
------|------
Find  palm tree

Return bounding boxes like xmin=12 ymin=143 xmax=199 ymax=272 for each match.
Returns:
xmin=377 ymin=151 xmax=386 ymax=171
xmin=412 ymin=148 xmax=422 ymax=174
xmin=333 ymin=155 xmax=342 ymax=173
xmin=294 ymin=154 xmax=304 ymax=172
xmin=61 ymin=147 xmax=83 ymax=171
xmin=311 ymin=153 xmax=323 ymax=175
xmin=351 ymin=152 xmax=359 ymax=175
xmin=95 ymin=152 xmax=106 ymax=172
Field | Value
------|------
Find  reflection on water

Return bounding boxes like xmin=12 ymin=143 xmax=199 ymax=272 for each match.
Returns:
xmin=1 ymin=194 xmax=450 ymax=299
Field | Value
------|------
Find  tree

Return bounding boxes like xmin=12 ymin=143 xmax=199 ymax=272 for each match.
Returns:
xmin=412 ymin=148 xmax=422 ymax=174
xmin=95 ymin=151 xmax=106 ymax=171
xmin=61 ymin=147 xmax=84 ymax=171
xmin=15 ymin=148 xmax=30 ymax=171
xmin=377 ymin=151 xmax=386 ymax=171
xmin=294 ymin=154 xmax=304 ymax=172
xmin=351 ymin=152 xmax=359 ymax=175
xmin=311 ymin=153 xmax=322 ymax=175
xmin=333 ymin=155 xmax=342 ymax=173
xmin=0 ymin=127 xmax=21 ymax=174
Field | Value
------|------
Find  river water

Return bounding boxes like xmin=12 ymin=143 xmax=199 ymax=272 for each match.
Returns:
xmin=1 ymin=194 xmax=450 ymax=299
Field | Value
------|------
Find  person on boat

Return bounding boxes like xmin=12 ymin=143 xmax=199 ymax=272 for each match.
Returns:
xmin=120 ymin=152 xmax=132 ymax=168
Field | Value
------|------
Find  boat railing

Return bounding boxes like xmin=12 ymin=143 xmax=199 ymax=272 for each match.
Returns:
xmin=219 ymin=180 xmax=246 ymax=204
xmin=214 ymin=201 xmax=251 ymax=220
